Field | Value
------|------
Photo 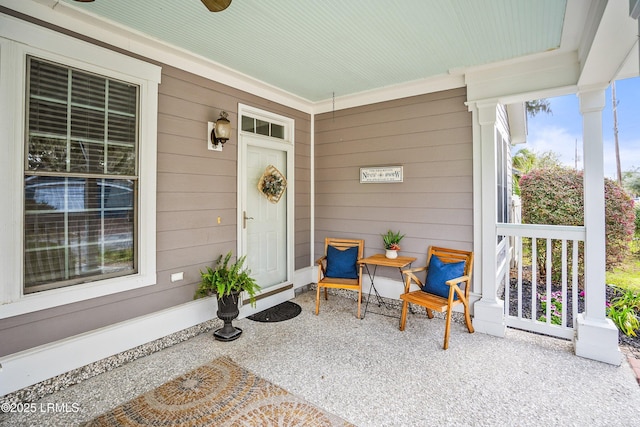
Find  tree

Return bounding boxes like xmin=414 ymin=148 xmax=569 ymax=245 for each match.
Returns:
xmin=512 ymin=148 xmax=537 ymax=175
xmin=535 ymin=151 xmax=562 ymax=170
xmin=512 ymin=148 xmax=562 ymax=195
xmin=525 ymin=99 xmax=552 ymax=117
xmin=622 ymin=167 xmax=640 ymax=197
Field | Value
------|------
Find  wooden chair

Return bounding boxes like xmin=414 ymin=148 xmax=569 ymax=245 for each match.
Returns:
xmin=315 ymin=237 xmax=365 ymax=318
xmin=399 ymin=246 xmax=474 ymax=349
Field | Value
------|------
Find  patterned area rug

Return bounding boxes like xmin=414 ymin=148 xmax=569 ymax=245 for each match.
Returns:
xmin=83 ymin=356 xmax=352 ymax=426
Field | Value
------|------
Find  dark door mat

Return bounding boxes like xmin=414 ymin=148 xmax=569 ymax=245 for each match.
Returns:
xmin=247 ymin=301 xmax=302 ymax=322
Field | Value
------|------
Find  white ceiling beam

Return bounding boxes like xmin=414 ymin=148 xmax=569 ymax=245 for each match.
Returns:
xmin=464 ymin=50 xmax=580 ymax=103
xmin=577 ymin=0 xmax=639 ymax=87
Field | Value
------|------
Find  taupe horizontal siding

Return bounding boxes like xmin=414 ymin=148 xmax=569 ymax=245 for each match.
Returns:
xmin=0 ymin=36 xmax=311 ymax=355
xmin=315 ymin=88 xmax=472 ymax=273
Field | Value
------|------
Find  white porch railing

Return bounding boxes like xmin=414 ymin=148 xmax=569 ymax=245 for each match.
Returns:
xmin=496 ymin=223 xmax=586 ymax=340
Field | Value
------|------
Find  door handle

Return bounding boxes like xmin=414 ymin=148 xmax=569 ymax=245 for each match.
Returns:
xmin=243 ymin=211 xmax=254 ymax=229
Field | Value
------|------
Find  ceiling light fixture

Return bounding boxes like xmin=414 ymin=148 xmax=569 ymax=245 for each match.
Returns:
xmin=201 ymin=0 xmax=232 ymax=12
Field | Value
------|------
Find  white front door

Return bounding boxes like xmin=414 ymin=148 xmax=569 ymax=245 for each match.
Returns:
xmin=245 ymin=142 xmax=287 ymax=287
xmin=238 ymin=105 xmax=294 ymax=315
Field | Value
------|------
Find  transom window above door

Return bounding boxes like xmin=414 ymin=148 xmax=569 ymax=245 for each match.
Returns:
xmin=241 ymin=115 xmax=285 ymax=139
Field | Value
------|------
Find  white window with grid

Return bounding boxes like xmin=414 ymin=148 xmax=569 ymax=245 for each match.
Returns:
xmin=0 ymin=16 xmax=160 ymax=318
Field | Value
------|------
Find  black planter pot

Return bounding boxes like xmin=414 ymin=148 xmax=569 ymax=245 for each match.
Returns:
xmin=213 ymin=291 xmax=242 ymax=341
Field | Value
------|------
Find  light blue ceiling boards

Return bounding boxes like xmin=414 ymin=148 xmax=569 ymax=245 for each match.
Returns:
xmin=61 ymin=0 xmax=567 ymax=103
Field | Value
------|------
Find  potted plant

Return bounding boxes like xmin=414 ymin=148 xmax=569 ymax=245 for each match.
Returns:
xmin=382 ymin=230 xmax=405 ymax=259
xmin=194 ymin=251 xmax=261 ymax=341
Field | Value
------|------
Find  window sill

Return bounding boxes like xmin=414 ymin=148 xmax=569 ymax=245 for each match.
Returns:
xmin=0 ymin=273 xmax=157 ymax=320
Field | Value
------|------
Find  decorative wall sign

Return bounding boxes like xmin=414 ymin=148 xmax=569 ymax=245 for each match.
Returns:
xmin=359 ymin=166 xmax=403 ymax=183
xmin=258 ymin=165 xmax=287 ymax=203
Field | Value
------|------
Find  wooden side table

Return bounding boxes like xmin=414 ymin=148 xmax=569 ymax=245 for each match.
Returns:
xmin=358 ymin=254 xmax=417 ymax=319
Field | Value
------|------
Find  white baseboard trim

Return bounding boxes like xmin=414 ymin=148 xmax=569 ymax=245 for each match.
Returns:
xmin=293 ymin=265 xmax=315 ymax=289
xmin=0 ymin=298 xmax=215 ymax=397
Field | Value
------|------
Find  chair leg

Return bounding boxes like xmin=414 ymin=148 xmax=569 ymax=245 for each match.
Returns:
xmin=315 ymin=285 xmax=321 ymax=315
xmin=357 ymin=289 xmax=361 ymax=319
xmin=324 ymin=287 xmax=328 ymax=300
xmin=426 ymin=308 xmax=434 ymax=319
xmin=464 ymin=305 xmax=474 ymax=333
xmin=443 ymin=310 xmax=452 ymax=350
xmin=399 ymin=301 xmax=408 ymax=331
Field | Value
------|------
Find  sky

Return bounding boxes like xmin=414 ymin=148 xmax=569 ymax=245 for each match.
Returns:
xmin=520 ymin=76 xmax=640 ymax=180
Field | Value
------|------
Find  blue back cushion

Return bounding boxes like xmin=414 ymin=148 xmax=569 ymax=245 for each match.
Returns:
xmin=325 ymin=245 xmax=359 ymax=279
xmin=422 ymin=255 xmax=465 ymax=300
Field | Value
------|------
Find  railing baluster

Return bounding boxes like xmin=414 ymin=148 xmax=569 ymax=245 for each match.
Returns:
xmin=504 ymin=236 xmax=510 ymax=318
xmin=561 ymin=239 xmax=568 ymax=328
xmin=545 ymin=238 xmax=552 ymax=325
xmin=517 ymin=235 xmax=523 ymax=319
xmin=572 ymin=239 xmax=579 ymax=328
xmin=531 ymin=238 xmax=537 ymax=321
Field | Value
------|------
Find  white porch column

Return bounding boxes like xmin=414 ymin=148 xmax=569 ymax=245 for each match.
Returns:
xmin=574 ymin=87 xmax=621 ymax=365
xmin=470 ymin=100 xmax=506 ymax=337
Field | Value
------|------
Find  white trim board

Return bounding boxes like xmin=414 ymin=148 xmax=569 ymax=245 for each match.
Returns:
xmin=294 ymin=266 xmax=315 ymax=290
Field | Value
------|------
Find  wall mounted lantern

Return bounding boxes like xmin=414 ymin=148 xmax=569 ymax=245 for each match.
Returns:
xmin=208 ymin=111 xmax=231 ymax=151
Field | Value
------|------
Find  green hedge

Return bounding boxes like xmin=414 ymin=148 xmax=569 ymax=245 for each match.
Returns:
xmin=520 ymin=168 xmax=635 ymax=281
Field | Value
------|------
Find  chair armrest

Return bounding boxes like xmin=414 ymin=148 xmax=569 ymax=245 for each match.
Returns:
xmin=316 ymin=256 xmax=327 ymax=279
xmin=446 ymin=275 xmax=471 ymax=300
xmin=401 ymin=265 xmax=427 ymax=275
xmin=445 ymin=275 xmax=470 ymax=286
xmin=402 ymin=268 xmax=427 ymax=293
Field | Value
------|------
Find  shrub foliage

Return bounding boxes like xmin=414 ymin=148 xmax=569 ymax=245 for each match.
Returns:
xmin=520 ymin=168 xmax=635 ymax=278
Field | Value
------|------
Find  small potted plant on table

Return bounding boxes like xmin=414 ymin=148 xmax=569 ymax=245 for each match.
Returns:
xmin=195 ymin=251 xmax=260 ymax=341
xmin=382 ymin=230 xmax=405 ymax=259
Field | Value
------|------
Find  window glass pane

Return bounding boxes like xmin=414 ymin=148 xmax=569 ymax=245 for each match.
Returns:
xmin=69 ymin=140 xmax=104 ymax=174
xmin=107 ymin=144 xmax=136 ymax=175
xmin=24 ymin=176 xmax=135 ymax=291
xmin=27 ymin=136 xmax=68 ymax=172
xmin=256 ymin=119 xmax=269 ymax=136
xmin=29 ymin=60 xmax=68 ymax=102
xmin=72 ymin=72 xmax=105 ymax=108
xmin=108 ymin=81 xmax=137 ymax=115
xmin=29 ymin=99 xmax=67 ymax=137
xmin=71 ymin=106 xmax=105 ymax=140
xmin=108 ymin=113 xmax=136 ymax=143
xmin=241 ymin=115 xmax=254 ymax=132
xmin=271 ymin=124 xmax=284 ymax=139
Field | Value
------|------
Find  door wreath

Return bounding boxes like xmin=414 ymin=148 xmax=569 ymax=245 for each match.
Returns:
xmin=258 ymin=165 xmax=287 ymax=203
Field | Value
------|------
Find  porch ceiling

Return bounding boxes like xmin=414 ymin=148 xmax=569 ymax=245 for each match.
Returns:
xmin=58 ymin=0 xmax=568 ymax=103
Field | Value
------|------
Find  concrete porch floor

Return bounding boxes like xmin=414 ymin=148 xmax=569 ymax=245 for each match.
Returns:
xmin=2 ymin=289 xmax=640 ymax=426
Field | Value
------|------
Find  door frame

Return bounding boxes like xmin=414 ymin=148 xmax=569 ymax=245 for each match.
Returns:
xmin=236 ymin=104 xmax=295 ymax=312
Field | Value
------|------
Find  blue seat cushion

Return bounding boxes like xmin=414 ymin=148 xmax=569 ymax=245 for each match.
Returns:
xmin=325 ymin=245 xmax=359 ymax=279
xmin=422 ymin=255 xmax=465 ymax=300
